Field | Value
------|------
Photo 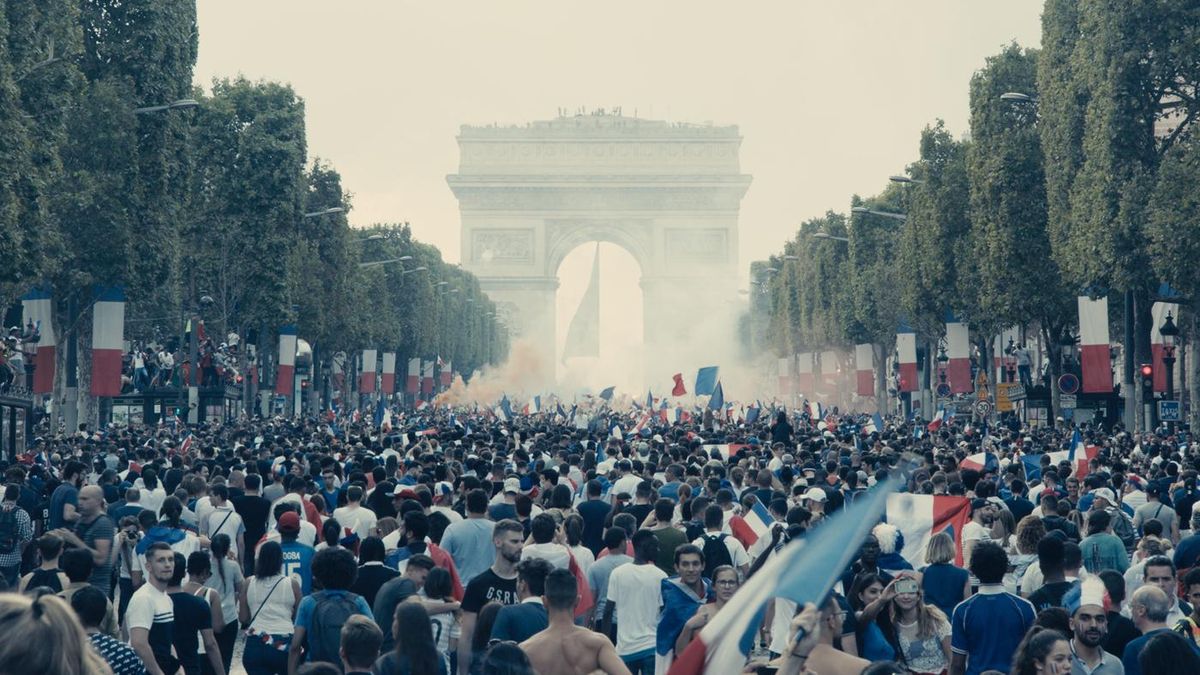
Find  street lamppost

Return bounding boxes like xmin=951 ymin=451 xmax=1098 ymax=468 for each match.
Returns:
xmin=850 ymin=206 xmax=908 ymax=222
xmin=1160 ymin=311 xmax=1180 ymax=429
xmin=133 ymin=99 xmax=200 ymax=114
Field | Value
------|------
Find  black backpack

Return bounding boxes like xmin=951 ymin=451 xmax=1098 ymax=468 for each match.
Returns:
xmin=0 ymin=506 xmax=18 ymax=554
xmin=701 ymin=533 xmax=733 ymax=579
xmin=307 ymin=591 xmax=360 ymax=663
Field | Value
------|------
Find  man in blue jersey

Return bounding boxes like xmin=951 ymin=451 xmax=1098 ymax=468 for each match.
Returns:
xmin=950 ymin=541 xmax=1036 ymax=675
xmin=277 ymin=511 xmax=315 ymax=594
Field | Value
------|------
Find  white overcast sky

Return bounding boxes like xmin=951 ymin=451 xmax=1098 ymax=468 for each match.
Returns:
xmin=194 ymin=1 xmax=1043 ymax=375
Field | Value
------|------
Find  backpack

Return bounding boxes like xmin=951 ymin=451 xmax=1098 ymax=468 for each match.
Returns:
xmin=1109 ymin=508 xmax=1136 ymax=551
xmin=0 ymin=506 xmax=17 ymax=554
xmin=701 ymin=533 xmax=733 ymax=580
xmin=307 ymin=591 xmax=360 ymax=663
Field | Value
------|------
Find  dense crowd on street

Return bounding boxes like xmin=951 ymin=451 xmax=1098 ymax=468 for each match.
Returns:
xmin=3 ymin=403 xmax=1200 ymax=675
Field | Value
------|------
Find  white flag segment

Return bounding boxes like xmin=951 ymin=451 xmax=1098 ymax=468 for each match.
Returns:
xmin=1151 ymin=302 xmax=1179 ymax=394
xmin=945 ymin=320 xmax=972 ymax=394
xmin=778 ymin=357 xmax=793 ymax=397
xmin=855 ymin=343 xmax=874 ymax=397
xmin=380 ymin=352 xmax=397 ymax=394
xmin=359 ymin=349 xmax=377 ymax=393
xmin=275 ymin=326 xmax=297 ymax=395
xmin=1077 ymin=296 xmax=1112 ymax=393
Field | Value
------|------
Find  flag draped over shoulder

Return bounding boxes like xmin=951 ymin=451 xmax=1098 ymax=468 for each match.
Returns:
xmin=669 ymin=476 xmax=901 ymax=675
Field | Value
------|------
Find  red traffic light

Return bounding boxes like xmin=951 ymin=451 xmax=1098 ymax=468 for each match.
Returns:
xmin=1139 ymin=364 xmax=1153 ymax=379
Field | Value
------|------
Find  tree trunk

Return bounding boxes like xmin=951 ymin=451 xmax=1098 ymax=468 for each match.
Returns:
xmin=1042 ymin=322 xmax=1064 ymax=429
xmin=1134 ymin=288 xmax=1155 ymax=431
xmin=1190 ymin=309 xmax=1200 ymax=432
xmin=874 ymin=342 xmax=889 ymax=415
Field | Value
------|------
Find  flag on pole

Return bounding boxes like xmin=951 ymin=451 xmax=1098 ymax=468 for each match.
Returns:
xmin=669 ymin=476 xmax=900 ymax=675
xmin=745 ymin=402 xmax=761 ymax=424
xmin=380 ymin=352 xmax=396 ymax=394
xmin=927 ymin=408 xmax=946 ymax=432
xmin=959 ymin=452 xmax=998 ymax=473
xmin=707 ymin=382 xmax=724 ymax=410
xmin=598 ymin=386 xmax=615 ymax=401
xmin=421 ymin=360 xmax=435 ymax=395
xmin=945 ymin=314 xmax=972 ymax=394
xmin=178 ymin=433 xmax=195 ymax=457
xmin=805 ymin=400 xmax=822 ymax=420
xmin=91 ymin=286 xmax=126 ymax=397
xmin=897 ymin=320 xmax=918 ymax=393
xmin=854 ymin=343 xmax=874 ymax=398
xmin=275 ymin=325 xmax=297 ymax=396
xmin=20 ymin=287 xmax=56 ymax=394
xmin=671 ymin=373 xmax=687 ymax=396
xmin=729 ymin=499 xmax=775 ymax=549
xmin=405 ymin=357 xmax=420 ymax=394
xmin=440 ymin=358 xmax=452 ymax=387
xmin=863 ymin=413 xmax=883 ymax=436
xmin=359 ymin=349 xmax=377 ymax=394
xmin=694 ymin=366 xmax=719 ymax=396
xmin=1077 ymin=295 xmax=1113 ymax=393
xmin=645 ymin=390 xmax=653 ymax=408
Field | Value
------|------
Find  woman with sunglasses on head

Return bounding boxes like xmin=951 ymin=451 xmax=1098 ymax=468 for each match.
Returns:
xmin=859 ymin=573 xmax=951 ymax=675
xmin=674 ymin=564 xmax=740 ymax=654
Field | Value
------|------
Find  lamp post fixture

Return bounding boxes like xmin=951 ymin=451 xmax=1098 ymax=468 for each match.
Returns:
xmin=1160 ymin=312 xmax=1180 ymax=429
xmin=937 ymin=344 xmax=949 ymax=388
xmin=303 ymin=207 xmax=345 ymax=218
xmin=850 ymin=206 xmax=908 ymax=222
xmin=133 ymin=99 xmax=200 ymax=114
xmin=811 ymin=232 xmax=850 ymax=243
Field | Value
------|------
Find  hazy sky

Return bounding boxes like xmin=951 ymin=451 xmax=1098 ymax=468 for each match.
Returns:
xmin=194 ymin=2 xmax=1044 ymax=380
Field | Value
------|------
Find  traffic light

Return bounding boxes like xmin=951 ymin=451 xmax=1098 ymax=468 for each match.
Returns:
xmin=1140 ymin=363 xmax=1154 ymax=394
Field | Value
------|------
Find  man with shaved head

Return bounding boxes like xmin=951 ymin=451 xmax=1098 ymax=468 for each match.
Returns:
xmin=53 ymin=483 xmax=115 ymax=595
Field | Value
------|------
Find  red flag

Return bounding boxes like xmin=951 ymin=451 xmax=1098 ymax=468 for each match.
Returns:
xmin=671 ymin=373 xmax=687 ymax=396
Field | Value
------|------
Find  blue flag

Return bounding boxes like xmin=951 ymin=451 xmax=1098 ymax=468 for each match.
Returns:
xmin=708 ymin=381 xmax=725 ymax=410
xmin=646 ymin=389 xmax=653 ymax=408
xmin=373 ymin=397 xmax=386 ymax=427
xmin=599 ymin=386 xmax=615 ymax=401
xmin=745 ymin=402 xmax=761 ymax=424
xmin=695 ymin=366 xmax=719 ymax=396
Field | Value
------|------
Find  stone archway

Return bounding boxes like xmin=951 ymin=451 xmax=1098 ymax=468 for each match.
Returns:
xmin=448 ymin=111 xmax=751 ymax=382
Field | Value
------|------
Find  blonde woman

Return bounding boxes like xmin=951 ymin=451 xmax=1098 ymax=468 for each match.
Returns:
xmin=919 ymin=531 xmax=969 ymax=618
xmin=0 ymin=592 xmax=113 ymax=675
xmin=860 ymin=572 xmax=952 ymax=675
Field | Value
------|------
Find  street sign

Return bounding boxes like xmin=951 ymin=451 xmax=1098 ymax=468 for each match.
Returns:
xmin=1008 ymin=385 xmax=1027 ymax=401
xmin=996 ymin=384 xmax=1014 ymax=412
xmin=936 ymin=383 xmax=952 ymax=398
xmin=974 ymin=400 xmax=992 ymax=417
xmin=1058 ymin=374 xmax=1080 ymax=395
xmin=1159 ymin=400 xmax=1182 ymax=422
xmin=1059 ymin=394 xmax=1077 ymax=409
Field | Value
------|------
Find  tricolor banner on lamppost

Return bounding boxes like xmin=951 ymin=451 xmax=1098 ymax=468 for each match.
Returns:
xmin=380 ymin=352 xmax=396 ymax=394
xmin=20 ymin=287 xmax=56 ymax=394
xmin=359 ymin=349 xmax=377 ymax=394
xmin=945 ymin=315 xmax=972 ymax=394
xmin=90 ymin=286 xmax=125 ymax=397
xmin=778 ymin=357 xmax=793 ymax=397
xmin=275 ymin=326 xmax=297 ymax=395
xmin=406 ymin=357 xmax=420 ymax=394
xmin=897 ymin=324 xmax=918 ymax=393
xmin=855 ymin=343 xmax=874 ymax=397
xmin=1077 ymin=296 xmax=1113 ymax=394
xmin=796 ymin=352 xmax=813 ymax=396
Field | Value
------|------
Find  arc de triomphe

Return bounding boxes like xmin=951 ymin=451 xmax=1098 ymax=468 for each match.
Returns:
xmin=447 ymin=112 xmax=751 ymax=380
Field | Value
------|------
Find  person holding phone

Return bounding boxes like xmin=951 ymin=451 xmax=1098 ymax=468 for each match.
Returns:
xmin=859 ymin=574 xmax=951 ymax=675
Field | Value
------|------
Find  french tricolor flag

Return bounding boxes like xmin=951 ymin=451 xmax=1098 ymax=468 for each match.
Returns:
xmin=729 ymin=499 xmax=775 ymax=549
xmin=897 ymin=323 xmax=918 ymax=393
xmin=380 ymin=352 xmax=396 ymax=394
xmin=945 ymin=315 xmax=972 ymax=394
xmin=405 ymin=357 xmax=420 ymax=394
xmin=90 ymin=286 xmax=125 ymax=397
xmin=926 ymin=408 xmax=945 ymax=432
xmin=1151 ymin=302 xmax=1178 ymax=393
xmin=796 ymin=352 xmax=814 ymax=395
xmin=421 ymin=360 xmax=435 ymax=395
xmin=1078 ymin=295 xmax=1113 ymax=393
xmin=959 ymin=452 xmax=998 ymax=473
xmin=886 ymin=493 xmax=972 ymax=566
xmin=806 ymin=400 xmax=822 ymax=420
xmin=359 ymin=349 xmax=377 ymax=394
xmin=439 ymin=358 xmax=452 ymax=387
xmin=21 ymin=288 xmax=56 ymax=394
xmin=275 ymin=325 xmax=297 ymax=395
xmin=669 ymin=477 xmax=899 ymax=675
xmin=778 ymin=357 xmax=793 ymax=397
xmin=862 ymin=413 xmax=883 ymax=436
xmin=855 ymin=343 xmax=874 ymax=398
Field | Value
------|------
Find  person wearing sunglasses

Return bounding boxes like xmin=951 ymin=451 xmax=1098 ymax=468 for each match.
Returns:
xmin=674 ymin=564 xmax=740 ymax=654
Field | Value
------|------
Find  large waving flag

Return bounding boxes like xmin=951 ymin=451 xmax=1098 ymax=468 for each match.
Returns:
xmin=927 ymin=408 xmax=946 ymax=432
xmin=670 ymin=475 xmax=900 ymax=675
xmin=862 ymin=413 xmax=883 ymax=436
xmin=695 ymin=366 xmax=719 ymax=396
xmin=745 ymin=402 xmax=761 ymax=424
xmin=599 ymin=386 xmax=615 ymax=401
xmin=886 ymin=493 xmax=972 ymax=567
xmin=729 ymin=499 xmax=775 ymax=549
xmin=959 ymin=452 xmax=998 ymax=473
xmin=707 ymin=382 xmax=724 ymax=410
xmin=671 ymin=373 xmax=687 ymax=396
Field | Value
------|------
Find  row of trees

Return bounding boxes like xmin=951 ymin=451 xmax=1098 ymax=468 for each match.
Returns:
xmin=0 ymin=1 xmax=506 ymax=422
xmin=760 ymin=0 xmax=1200 ymax=428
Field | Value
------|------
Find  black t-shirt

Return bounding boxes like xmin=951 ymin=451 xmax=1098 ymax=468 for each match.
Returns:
xmin=1028 ymin=580 xmax=1075 ymax=611
xmin=577 ymin=499 xmax=611 ymax=556
xmin=169 ymin=591 xmax=212 ymax=675
xmin=625 ymin=503 xmax=653 ymax=529
xmin=461 ymin=568 xmax=518 ymax=613
xmin=231 ymin=494 xmax=271 ymax=545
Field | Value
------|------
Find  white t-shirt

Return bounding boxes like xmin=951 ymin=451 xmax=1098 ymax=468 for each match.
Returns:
xmin=332 ymin=504 xmax=378 ymax=540
xmin=205 ymin=506 xmax=245 ymax=557
xmin=431 ymin=506 xmax=463 ymax=525
xmin=606 ymin=562 xmax=666 ymax=656
xmin=611 ymin=474 xmax=642 ymax=500
xmin=522 ymin=542 xmax=572 ymax=570
xmin=692 ymin=533 xmax=751 ymax=573
xmin=126 ymin=582 xmax=174 ymax=635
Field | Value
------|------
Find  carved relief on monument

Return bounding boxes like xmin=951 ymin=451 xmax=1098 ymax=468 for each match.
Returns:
xmin=664 ymin=228 xmax=729 ymax=263
xmin=471 ymin=229 xmax=534 ymax=263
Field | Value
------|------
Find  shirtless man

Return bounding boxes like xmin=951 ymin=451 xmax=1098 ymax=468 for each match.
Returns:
xmin=522 ymin=568 xmax=631 ymax=675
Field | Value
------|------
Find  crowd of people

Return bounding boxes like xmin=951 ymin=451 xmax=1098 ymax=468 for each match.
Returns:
xmin=1 ymin=404 xmax=1200 ymax=675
